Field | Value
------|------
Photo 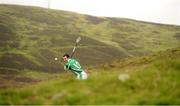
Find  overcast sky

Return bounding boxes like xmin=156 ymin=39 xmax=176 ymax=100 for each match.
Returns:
xmin=0 ymin=0 xmax=180 ymax=25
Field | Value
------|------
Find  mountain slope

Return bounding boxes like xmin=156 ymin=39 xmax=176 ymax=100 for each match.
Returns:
xmin=0 ymin=4 xmax=180 ymax=72
xmin=0 ymin=48 xmax=179 ymax=105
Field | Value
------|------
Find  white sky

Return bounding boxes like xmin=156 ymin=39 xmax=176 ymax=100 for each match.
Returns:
xmin=0 ymin=0 xmax=180 ymax=25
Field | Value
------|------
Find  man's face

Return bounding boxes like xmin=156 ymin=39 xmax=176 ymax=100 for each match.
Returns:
xmin=63 ymin=56 xmax=68 ymax=62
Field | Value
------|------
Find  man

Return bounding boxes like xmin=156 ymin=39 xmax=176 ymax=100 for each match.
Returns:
xmin=62 ymin=54 xmax=88 ymax=80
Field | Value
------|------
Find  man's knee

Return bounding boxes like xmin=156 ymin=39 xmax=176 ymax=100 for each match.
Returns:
xmin=76 ymin=72 xmax=88 ymax=80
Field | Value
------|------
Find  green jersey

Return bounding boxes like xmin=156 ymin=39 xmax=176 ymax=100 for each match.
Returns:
xmin=64 ymin=58 xmax=84 ymax=76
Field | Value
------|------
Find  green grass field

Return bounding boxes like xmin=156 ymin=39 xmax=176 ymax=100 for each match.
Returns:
xmin=0 ymin=48 xmax=179 ymax=105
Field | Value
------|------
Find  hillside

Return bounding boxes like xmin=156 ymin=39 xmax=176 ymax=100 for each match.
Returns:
xmin=0 ymin=47 xmax=179 ymax=105
xmin=0 ymin=4 xmax=180 ymax=73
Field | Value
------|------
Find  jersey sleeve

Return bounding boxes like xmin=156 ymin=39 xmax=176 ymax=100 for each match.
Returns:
xmin=64 ymin=63 xmax=71 ymax=70
xmin=64 ymin=65 xmax=67 ymax=70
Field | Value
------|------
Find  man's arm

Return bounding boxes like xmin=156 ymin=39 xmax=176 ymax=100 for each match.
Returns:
xmin=64 ymin=63 xmax=71 ymax=70
xmin=64 ymin=65 xmax=67 ymax=70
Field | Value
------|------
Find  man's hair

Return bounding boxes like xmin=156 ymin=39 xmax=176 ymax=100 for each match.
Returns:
xmin=63 ymin=53 xmax=70 ymax=58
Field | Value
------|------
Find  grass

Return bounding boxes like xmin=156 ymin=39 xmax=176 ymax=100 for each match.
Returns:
xmin=0 ymin=48 xmax=179 ymax=105
xmin=0 ymin=4 xmax=180 ymax=72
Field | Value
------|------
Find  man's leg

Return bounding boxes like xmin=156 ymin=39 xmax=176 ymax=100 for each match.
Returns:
xmin=76 ymin=72 xmax=87 ymax=80
xmin=81 ymin=71 xmax=88 ymax=80
xmin=76 ymin=74 xmax=80 ymax=79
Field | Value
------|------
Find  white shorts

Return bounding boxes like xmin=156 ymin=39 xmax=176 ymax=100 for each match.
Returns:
xmin=77 ymin=71 xmax=88 ymax=80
